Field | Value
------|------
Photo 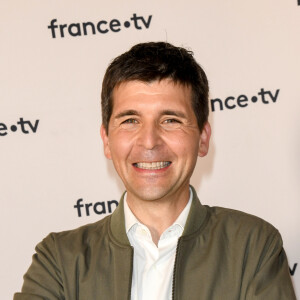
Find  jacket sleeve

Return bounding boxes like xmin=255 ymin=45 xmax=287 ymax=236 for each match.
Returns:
xmin=245 ymin=231 xmax=296 ymax=300
xmin=14 ymin=233 xmax=64 ymax=300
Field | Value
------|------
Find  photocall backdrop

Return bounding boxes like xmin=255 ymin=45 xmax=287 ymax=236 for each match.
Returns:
xmin=1 ymin=0 xmax=299 ymax=298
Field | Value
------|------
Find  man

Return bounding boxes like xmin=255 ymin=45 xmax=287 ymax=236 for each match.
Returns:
xmin=14 ymin=42 xmax=296 ymax=299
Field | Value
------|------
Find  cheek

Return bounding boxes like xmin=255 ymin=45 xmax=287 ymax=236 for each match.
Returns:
xmin=164 ymin=132 xmax=200 ymax=157
xmin=109 ymin=133 xmax=134 ymax=160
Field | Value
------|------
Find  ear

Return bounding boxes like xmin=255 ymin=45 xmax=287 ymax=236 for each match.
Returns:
xmin=198 ymin=122 xmax=211 ymax=157
xmin=100 ymin=125 xmax=112 ymax=160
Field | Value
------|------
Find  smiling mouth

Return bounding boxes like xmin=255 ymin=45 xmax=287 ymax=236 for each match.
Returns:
xmin=133 ymin=161 xmax=171 ymax=170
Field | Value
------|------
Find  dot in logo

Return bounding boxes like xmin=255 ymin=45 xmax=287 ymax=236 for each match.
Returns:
xmin=10 ymin=125 xmax=17 ymax=132
xmin=251 ymin=96 xmax=258 ymax=103
xmin=124 ymin=21 xmax=130 ymax=28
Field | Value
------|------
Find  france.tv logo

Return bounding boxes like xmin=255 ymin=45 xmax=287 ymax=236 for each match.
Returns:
xmin=48 ymin=13 xmax=152 ymax=38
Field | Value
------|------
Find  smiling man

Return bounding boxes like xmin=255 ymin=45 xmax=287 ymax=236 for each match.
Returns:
xmin=14 ymin=42 xmax=296 ymax=300
xmin=101 ymin=79 xmax=210 ymax=246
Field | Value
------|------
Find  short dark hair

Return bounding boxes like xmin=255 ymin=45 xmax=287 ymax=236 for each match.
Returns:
xmin=101 ymin=42 xmax=209 ymax=133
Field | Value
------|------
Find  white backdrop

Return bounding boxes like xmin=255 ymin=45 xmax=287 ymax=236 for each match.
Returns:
xmin=1 ymin=1 xmax=299 ymax=299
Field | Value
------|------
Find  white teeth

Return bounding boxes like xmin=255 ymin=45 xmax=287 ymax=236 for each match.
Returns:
xmin=135 ymin=161 xmax=171 ymax=170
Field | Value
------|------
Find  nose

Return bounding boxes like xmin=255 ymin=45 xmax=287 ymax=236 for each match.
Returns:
xmin=136 ymin=123 xmax=162 ymax=150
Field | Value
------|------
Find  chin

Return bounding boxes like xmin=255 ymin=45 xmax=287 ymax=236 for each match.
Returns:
xmin=130 ymin=185 xmax=170 ymax=202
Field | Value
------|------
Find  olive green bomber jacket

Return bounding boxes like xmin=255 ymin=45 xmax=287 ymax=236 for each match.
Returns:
xmin=14 ymin=188 xmax=296 ymax=300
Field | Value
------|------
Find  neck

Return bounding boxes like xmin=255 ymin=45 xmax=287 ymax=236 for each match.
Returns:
xmin=126 ymin=186 xmax=190 ymax=246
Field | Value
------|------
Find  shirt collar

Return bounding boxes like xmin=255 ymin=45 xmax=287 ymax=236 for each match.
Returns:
xmin=173 ymin=188 xmax=193 ymax=230
xmin=124 ymin=187 xmax=193 ymax=233
xmin=124 ymin=193 xmax=140 ymax=233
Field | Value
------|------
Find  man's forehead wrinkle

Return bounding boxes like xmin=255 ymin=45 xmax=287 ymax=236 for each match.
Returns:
xmin=114 ymin=79 xmax=190 ymax=96
xmin=121 ymin=90 xmax=170 ymax=98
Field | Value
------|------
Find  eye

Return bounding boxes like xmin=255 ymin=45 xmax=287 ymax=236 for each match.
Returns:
xmin=120 ymin=118 xmax=139 ymax=129
xmin=161 ymin=118 xmax=183 ymax=130
xmin=163 ymin=118 xmax=181 ymax=124
xmin=121 ymin=118 xmax=138 ymax=124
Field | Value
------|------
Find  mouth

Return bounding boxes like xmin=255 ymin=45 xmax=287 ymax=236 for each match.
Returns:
xmin=133 ymin=161 xmax=171 ymax=170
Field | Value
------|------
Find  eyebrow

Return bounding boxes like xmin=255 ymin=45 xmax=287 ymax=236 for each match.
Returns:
xmin=114 ymin=110 xmax=140 ymax=119
xmin=161 ymin=110 xmax=187 ymax=118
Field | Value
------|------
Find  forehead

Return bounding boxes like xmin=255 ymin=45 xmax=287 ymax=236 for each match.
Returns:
xmin=111 ymin=79 xmax=192 ymax=112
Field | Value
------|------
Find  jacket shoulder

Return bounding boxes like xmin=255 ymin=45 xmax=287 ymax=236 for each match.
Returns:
xmin=208 ymin=205 xmax=278 ymax=228
xmin=39 ymin=215 xmax=112 ymax=257
xmin=203 ymin=205 xmax=280 ymax=242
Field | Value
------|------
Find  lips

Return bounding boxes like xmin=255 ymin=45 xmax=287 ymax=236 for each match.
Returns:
xmin=133 ymin=161 xmax=171 ymax=170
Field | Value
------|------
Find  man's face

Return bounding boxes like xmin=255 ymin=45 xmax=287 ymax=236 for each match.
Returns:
xmin=101 ymin=79 xmax=210 ymax=203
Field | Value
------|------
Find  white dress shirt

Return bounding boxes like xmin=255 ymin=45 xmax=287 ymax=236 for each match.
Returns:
xmin=124 ymin=189 xmax=193 ymax=300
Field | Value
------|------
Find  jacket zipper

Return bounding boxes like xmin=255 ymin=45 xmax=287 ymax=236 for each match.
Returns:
xmin=128 ymin=246 xmax=134 ymax=300
xmin=172 ymin=237 xmax=182 ymax=300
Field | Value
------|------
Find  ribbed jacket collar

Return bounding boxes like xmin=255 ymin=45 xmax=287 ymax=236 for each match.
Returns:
xmin=109 ymin=186 xmax=208 ymax=246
